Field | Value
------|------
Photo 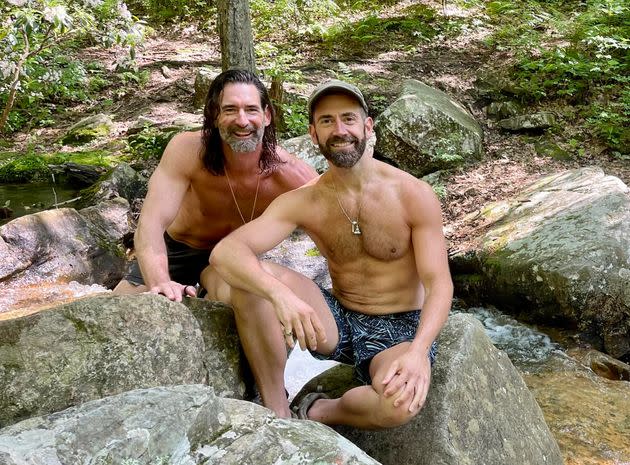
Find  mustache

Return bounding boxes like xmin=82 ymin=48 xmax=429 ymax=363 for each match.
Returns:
xmin=327 ymin=135 xmax=359 ymax=146
xmin=226 ymin=124 xmax=256 ymax=133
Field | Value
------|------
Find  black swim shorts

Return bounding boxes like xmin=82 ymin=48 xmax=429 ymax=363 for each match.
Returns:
xmin=123 ymin=232 xmax=211 ymax=287
xmin=310 ymin=286 xmax=437 ymax=384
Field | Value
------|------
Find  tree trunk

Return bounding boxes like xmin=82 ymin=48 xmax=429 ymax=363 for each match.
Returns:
xmin=217 ymin=0 xmax=256 ymax=73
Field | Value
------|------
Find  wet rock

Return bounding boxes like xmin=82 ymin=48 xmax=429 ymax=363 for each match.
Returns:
xmin=375 ymin=79 xmax=483 ymax=177
xmin=498 ymin=112 xmax=556 ymax=131
xmin=294 ymin=313 xmax=563 ymax=465
xmin=451 ymin=167 xmax=630 ymax=360
xmin=567 ymin=348 xmax=630 ymax=381
xmin=0 ymin=197 xmax=131 ymax=290
xmin=0 ymin=206 xmax=13 ymax=219
xmin=193 ymin=67 xmax=221 ymax=108
xmin=0 ymin=385 xmax=380 ymax=465
xmin=48 ymin=162 xmax=107 ymax=188
xmin=0 ymin=294 xmax=207 ymax=428
xmin=261 ymin=229 xmax=332 ymax=289
xmin=524 ymin=370 xmax=630 ymax=465
xmin=61 ymin=114 xmax=114 ymax=145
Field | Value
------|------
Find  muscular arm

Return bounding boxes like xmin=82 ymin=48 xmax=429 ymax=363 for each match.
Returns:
xmin=383 ymin=180 xmax=453 ymax=411
xmin=210 ymin=188 xmax=325 ymax=349
xmin=134 ymin=133 xmax=196 ymax=300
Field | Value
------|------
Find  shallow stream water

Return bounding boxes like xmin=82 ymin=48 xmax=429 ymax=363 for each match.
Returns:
xmin=0 ymin=182 xmax=79 ymax=226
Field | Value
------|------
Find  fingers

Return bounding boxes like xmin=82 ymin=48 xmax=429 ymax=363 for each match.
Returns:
xmin=149 ymin=282 xmax=197 ymax=302
xmin=409 ymin=377 xmax=429 ymax=412
xmin=382 ymin=361 xmax=401 ymax=394
xmin=184 ymin=285 xmax=197 ymax=297
xmin=281 ymin=325 xmax=295 ymax=349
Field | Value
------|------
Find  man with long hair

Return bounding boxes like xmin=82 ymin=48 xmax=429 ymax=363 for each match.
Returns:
xmin=113 ymin=69 xmax=316 ymax=301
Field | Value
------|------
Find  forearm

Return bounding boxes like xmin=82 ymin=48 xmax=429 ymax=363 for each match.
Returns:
xmin=410 ymin=279 xmax=453 ymax=356
xmin=211 ymin=237 xmax=292 ymax=304
xmin=134 ymin=226 xmax=171 ymax=286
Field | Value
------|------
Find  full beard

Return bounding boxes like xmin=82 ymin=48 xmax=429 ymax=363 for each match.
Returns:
xmin=318 ymin=134 xmax=367 ymax=168
xmin=220 ymin=124 xmax=265 ymax=153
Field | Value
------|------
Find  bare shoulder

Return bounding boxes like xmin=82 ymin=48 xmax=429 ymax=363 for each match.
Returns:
xmin=379 ymin=161 xmax=442 ymax=224
xmin=156 ymin=130 xmax=204 ymax=175
xmin=271 ymin=146 xmax=318 ymax=189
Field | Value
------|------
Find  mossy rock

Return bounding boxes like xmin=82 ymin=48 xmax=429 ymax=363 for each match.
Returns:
xmin=0 ymin=151 xmax=118 ymax=184
xmin=0 ymin=154 xmax=53 ymax=183
xmin=61 ymin=114 xmax=114 ymax=146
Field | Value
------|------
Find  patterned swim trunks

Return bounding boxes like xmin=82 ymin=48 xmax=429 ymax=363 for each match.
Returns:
xmin=310 ymin=287 xmax=438 ymax=384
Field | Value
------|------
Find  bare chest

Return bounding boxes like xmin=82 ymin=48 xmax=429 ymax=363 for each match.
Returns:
xmin=310 ymin=201 xmax=411 ymax=263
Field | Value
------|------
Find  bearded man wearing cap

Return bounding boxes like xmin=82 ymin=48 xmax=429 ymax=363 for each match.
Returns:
xmin=200 ymin=80 xmax=453 ymax=429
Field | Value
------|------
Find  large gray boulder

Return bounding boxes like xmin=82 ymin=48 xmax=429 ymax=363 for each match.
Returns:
xmin=294 ymin=314 xmax=563 ymax=465
xmin=0 ymin=385 xmax=381 ymax=465
xmin=374 ymin=79 xmax=483 ymax=177
xmin=0 ymin=295 xmax=247 ymax=428
xmin=451 ymin=167 xmax=630 ymax=360
xmin=0 ymin=197 xmax=131 ymax=291
xmin=183 ymin=298 xmax=247 ymax=399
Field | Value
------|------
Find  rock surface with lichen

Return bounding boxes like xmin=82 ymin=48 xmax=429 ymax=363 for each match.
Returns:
xmin=451 ymin=167 xmax=630 ymax=361
xmin=374 ymin=79 xmax=483 ymax=177
xmin=0 ymin=384 xmax=381 ymax=465
xmin=293 ymin=313 xmax=563 ymax=465
xmin=0 ymin=295 xmax=247 ymax=428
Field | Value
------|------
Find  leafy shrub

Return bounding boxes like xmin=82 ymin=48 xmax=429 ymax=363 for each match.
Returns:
xmin=484 ymin=0 xmax=629 ymax=153
xmin=127 ymin=126 xmax=179 ymax=160
xmin=0 ymin=0 xmax=146 ymax=132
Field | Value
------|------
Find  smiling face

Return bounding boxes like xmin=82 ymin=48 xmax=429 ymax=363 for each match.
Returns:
xmin=217 ymin=82 xmax=271 ymax=153
xmin=309 ymin=93 xmax=373 ymax=168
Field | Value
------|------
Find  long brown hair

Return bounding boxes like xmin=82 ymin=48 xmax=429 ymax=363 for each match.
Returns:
xmin=200 ymin=69 xmax=282 ymax=175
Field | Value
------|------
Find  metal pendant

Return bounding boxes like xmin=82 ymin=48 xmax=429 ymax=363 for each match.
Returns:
xmin=351 ymin=221 xmax=362 ymax=235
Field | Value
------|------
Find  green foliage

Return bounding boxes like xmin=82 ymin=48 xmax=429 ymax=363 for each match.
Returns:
xmin=484 ymin=0 xmax=629 ymax=153
xmin=126 ymin=0 xmax=214 ymax=24
xmin=586 ymin=87 xmax=630 ymax=152
xmin=322 ymin=4 xmax=438 ymax=54
xmin=127 ymin=126 xmax=178 ymax=160
xmin=0 ymin=0 xmax=146 ymax=132
xmin=251 ymin=0 xmax=339 ymax=40
xmin=279 ymin=101 xmax=309 ymax=139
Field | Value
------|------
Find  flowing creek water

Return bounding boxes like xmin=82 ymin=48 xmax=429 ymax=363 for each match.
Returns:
xmin=0 ymin=182 xmax=80 ymax=226
xmin=286 ymin=304 xmax=630 ymax=465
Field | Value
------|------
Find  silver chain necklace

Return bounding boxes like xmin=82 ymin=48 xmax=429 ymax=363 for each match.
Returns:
xmin=225 ymin=168 xmax=261 ymax=224
xmin=331 ymin=179 xmax=362 ymax=235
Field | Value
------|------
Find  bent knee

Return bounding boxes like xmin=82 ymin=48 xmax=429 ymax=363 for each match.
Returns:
xmin=372 ymin=398 xmax=419 ymax=429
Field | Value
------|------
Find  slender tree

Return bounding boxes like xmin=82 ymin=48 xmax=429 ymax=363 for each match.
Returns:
xmin=217 ymin=0 xmax=256 ymax=72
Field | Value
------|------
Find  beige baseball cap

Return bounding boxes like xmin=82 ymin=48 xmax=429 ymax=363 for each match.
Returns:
xmin=308 ymin=80 xmax=368 ymax=121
